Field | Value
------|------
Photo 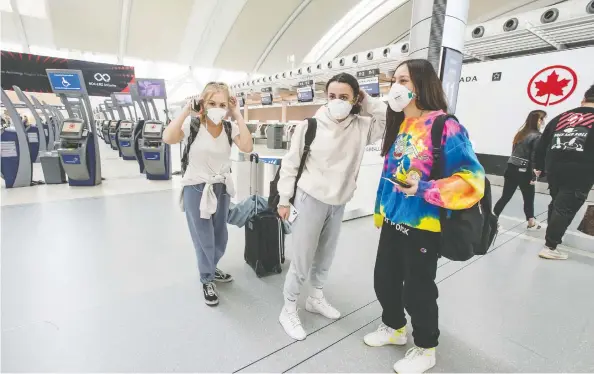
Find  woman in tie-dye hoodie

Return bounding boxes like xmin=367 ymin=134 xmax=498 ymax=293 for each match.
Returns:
xmin=363 ymin=59 xmax=485 ymax=374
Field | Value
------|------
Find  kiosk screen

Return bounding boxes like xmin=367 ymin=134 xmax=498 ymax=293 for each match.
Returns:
xmin=62 ymin=122 xmax=83 ymax=133
xmin=145 ymin=123 xmax=163 ymax=134
xmin=120 ymin=122 xmax=133 ymax=130
xmin=109 ymin=120 xmax=118 ymax=128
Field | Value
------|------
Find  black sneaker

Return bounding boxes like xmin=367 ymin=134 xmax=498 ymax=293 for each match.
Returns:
xmin=214 ymin=268 xmax=233 ymax=283
xmin=203 ymin=282 xmax=219 ymax=306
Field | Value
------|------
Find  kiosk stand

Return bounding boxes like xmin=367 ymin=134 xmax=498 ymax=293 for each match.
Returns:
xmin=46 ymin=69 xmax=102 ymax=186
xmin=128 ymin=83 xmax=146 ymax=173
xmin=12 ymin=86 xmax=47 ymax=160
xmin=136 ymin=78 xmax=171 ymax=180
xmin=1 ymin=88 xmax=32 ymax=188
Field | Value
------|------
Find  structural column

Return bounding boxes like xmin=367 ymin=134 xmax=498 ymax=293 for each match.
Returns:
xmin=408 ymin=0 xmax=469 ymax=113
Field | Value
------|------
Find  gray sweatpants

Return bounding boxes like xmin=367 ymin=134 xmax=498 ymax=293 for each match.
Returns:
xmin=283 ymin=188 xmax=346 ymax=302
xmin=183 ymin=183 xmax=230 ymax=284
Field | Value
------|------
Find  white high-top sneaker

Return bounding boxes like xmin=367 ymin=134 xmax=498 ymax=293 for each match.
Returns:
xmin=364 ymin=323 xmax=407 ymax=347
xmin=305 ymin=295 xmax=341 ymax=319
xmin=279 ymin=305 xmax=306 ymax=341
xmin=393 ymin=346 xmax=436 ymax=374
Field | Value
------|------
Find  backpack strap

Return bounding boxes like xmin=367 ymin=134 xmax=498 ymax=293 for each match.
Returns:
xmin=429 ymin=114 xmax=458 ymax=180
xmin=290 ymin=118 xmax=317 ymax=204
xmin=223 ymin=120 xmax=233 ymax=146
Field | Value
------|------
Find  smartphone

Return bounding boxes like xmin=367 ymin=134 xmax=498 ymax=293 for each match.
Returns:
xmin=191 ymin=98 xmax=203 ymax=113
xmin=383 ymin=177 xmax=411 ymax=189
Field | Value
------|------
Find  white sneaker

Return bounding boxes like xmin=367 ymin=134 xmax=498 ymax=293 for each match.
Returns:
xmin=364 ymin=323 xmax=407 ymax=347
xmin=393 ymin=346 xmax=436 ymax=374
xmin=538 ymin=246 xmax=569 ymax=260
xmin=279 ymin=307 xmax=306 ymax=341
xmin=305 ymin=296 xmax=341 ymax=319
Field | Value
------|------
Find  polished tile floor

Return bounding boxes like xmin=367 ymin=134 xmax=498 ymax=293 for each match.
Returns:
xmin=2 ymin=148 xmax=594 ymax=372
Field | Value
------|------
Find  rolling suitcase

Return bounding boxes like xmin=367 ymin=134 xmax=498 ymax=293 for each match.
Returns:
xmin=244 ymin=154 xmax=285 ymax=277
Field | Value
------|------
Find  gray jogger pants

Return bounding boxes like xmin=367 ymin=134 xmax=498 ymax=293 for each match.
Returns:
xmin=283 ymin=188 xmax=346 ymax=301
xmin=183 ymin=183 xmax=230 ymax=283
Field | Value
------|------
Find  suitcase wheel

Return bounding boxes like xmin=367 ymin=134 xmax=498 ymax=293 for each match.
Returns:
xmin=273 ymin=264 xmax=282 ymax=274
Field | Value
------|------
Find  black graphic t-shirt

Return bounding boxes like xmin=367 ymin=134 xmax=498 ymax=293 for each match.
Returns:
xmin=536 ymin=106 xmax=594 ymax=187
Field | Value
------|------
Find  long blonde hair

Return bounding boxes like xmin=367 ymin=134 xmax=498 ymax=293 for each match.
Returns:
xmin=197 ymin=82 xmax=231 ymax=124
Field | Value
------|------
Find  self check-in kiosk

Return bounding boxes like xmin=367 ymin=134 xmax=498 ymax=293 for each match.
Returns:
xmin=117 ymin=120 xmax=136 ymax=160
xmin=108 ymin=120 xmax=120 ymax=150
xmin=101 ymin=119 xmax=111 ymax=144
xmin=46 ymin=69 xmax=102 ymax=186
xmin=136 ymin=78 xmax=171 ymax=180
xmin=1 ymin=88 xmax=32 ymax=188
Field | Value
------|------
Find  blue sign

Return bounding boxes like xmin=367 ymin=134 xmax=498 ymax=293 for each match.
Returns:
xmin=61 ymin=154 xmax=81 ymax=164
xmin=260 ymin=157 xmax=282 ymax=165
xmin=119 ymin=140 xmax=131 ymax=147
xmin=144 ymin=152 xmax=160 ymax=161
xmin=48 ymin=72 xmax=82 ymax=92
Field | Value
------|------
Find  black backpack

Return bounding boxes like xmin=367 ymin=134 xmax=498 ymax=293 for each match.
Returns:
xmin=430 ymin=115 xmax=498 ymax=261
xmin=268 ymin=118 xmax=317 ymax=209
xmin=180 ymin=118 xmax=233 ymax=177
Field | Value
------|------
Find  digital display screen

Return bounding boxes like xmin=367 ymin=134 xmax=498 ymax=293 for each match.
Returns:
xmin=113 ymin=93 xmax=133 ymax=105
xmin=297 ymin=87 xmax=314 ymax=103
xmin=119 ymin=121 xmax=133 ymax=129
xmin=61 ymin=122 xmax=83 ymax=133
xmin=358 ymin=76 xmax=380 ymax=97
xmin=261 ymin=93 xmax=272 ymax=106
xmin=136 ymin=78 xmax=167 ymax=99
xmin=47 ymin=72 xmax=83 ymax=92
xmin=102 ymin=120 xmax=110 ymax=125
xmin=109 ymin=120 xmax=118 ymax=128
xmin=144 ymin=123 xmax=163 ymax=133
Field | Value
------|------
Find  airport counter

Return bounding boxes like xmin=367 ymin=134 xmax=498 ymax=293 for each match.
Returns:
xmin=230 ymin=143 xmax=384 ymax=221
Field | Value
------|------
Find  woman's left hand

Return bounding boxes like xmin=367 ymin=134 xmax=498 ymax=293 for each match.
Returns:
xmin=358 ymin=89 xmax=367 ymax=104
xmin=228 ymin=96 xmax=241 ymax=118
xmin=398 ymin=176 xmax=419 ymax=196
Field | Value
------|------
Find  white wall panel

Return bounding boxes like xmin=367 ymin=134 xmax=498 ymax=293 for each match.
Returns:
xmin=456 ymin=47 xmax=594 ymax=157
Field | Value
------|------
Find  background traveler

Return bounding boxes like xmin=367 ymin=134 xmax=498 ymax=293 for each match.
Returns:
xmin=493 ymin=110 xmax=547 ymax=228
xmin=534 ymin=84 xmax=594 ymax=260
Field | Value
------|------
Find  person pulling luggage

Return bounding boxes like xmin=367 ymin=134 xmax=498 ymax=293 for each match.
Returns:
xmin=163 ymin=82 xmax=253 ymax=306
xmin=275 ymin=72 xmax=387 ymax=340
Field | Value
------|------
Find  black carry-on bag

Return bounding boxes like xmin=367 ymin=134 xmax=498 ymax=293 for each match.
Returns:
xmin=244 ymin=154 xmax=285 ymax=277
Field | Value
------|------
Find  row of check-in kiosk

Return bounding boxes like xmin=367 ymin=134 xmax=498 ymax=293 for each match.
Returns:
xmin=1 ymin=68 xmax=172 ymax=189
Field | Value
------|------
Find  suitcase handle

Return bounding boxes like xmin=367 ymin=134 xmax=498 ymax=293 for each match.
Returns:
xmin=250 ymin=153 xmax=259 ymax=213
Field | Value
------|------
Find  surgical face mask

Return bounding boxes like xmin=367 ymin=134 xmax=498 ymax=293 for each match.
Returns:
xmin=206 ymin=107 xmax=227 ymax=125
xmin=327 ymin=99 xmax=353 ymax=120
xmin=387 ymin=83 xmax=415 ymax=112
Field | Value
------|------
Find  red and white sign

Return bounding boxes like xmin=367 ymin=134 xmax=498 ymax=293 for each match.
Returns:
xmin=527 ymin=65 xmax=578 ymax=107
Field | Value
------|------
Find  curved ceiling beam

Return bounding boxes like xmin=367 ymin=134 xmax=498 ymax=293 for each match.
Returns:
xmin=9 ymin=0 xmax=30 ymax=52
xmin=117 ymin=0 xmax=133 ymax=63
xmin=252 ymin=0 xmax=313 ymax=73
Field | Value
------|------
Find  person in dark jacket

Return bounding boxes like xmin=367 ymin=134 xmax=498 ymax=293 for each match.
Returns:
xmin=494 ymin=110 xmax=546 ymax=228
xmin=534 ymin=85 xmax=594 ymax=260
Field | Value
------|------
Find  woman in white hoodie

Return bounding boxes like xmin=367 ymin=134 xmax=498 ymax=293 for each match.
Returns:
xmin=277 ymin=73 xmax=386 ymax=340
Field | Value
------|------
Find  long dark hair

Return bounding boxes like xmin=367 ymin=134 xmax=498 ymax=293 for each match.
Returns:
xmin=326 ymin=73 xmax=362 ymax=115
xmin=381 ymin=59 xmax=449 ymax=156
xmin=513 ymin=110 xmax=546 ymax=145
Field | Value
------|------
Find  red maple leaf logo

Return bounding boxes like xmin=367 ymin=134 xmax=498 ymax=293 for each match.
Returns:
xmin=534 ymin=70 xmax=571 ymax=106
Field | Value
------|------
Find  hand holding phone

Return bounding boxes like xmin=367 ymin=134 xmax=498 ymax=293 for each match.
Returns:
xmin=394 ymin=178 xmax=412 ymax=188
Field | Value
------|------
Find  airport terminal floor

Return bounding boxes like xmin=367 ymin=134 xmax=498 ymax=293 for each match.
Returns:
xmin=2 ymin=142 xmax=594 ymax=373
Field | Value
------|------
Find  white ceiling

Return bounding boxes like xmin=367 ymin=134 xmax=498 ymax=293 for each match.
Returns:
xmin=0 ymin=0 xmax=570 ymax=74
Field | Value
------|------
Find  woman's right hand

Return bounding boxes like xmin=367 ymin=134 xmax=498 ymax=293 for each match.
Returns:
xmin=278 ymin=205 xmax=290 ymax=221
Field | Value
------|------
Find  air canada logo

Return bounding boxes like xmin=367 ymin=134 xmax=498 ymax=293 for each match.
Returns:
xmin=459 ymin=76 xmax=477 ymax=83
xmin=527 ymin=65 xmax=578 ymax=107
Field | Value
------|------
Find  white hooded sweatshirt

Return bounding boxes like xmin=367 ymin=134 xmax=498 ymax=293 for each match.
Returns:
xmin=277 ymin=96 xmax=387 ymax=206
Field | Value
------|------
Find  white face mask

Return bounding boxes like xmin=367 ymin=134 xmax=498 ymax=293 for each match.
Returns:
xmin=327 ymin=99 xmax=353 ymax=120
xmin=206 ymin=108 xmax=227 ymax=125
xmin=387 ymin=83 xmax=415 ymax=112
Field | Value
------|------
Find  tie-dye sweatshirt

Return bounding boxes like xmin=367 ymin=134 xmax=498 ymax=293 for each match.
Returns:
xmin=374 ymin=110 xmax=485 ymax=232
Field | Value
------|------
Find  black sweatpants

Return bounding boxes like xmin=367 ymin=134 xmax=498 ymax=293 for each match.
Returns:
xmin=374 ymin=220 xmax=440 ymax=349
xmin=545 ymin=181 xmax=592 ymax=249
xmin=493 ymin=164 xmax=535 ymax=220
